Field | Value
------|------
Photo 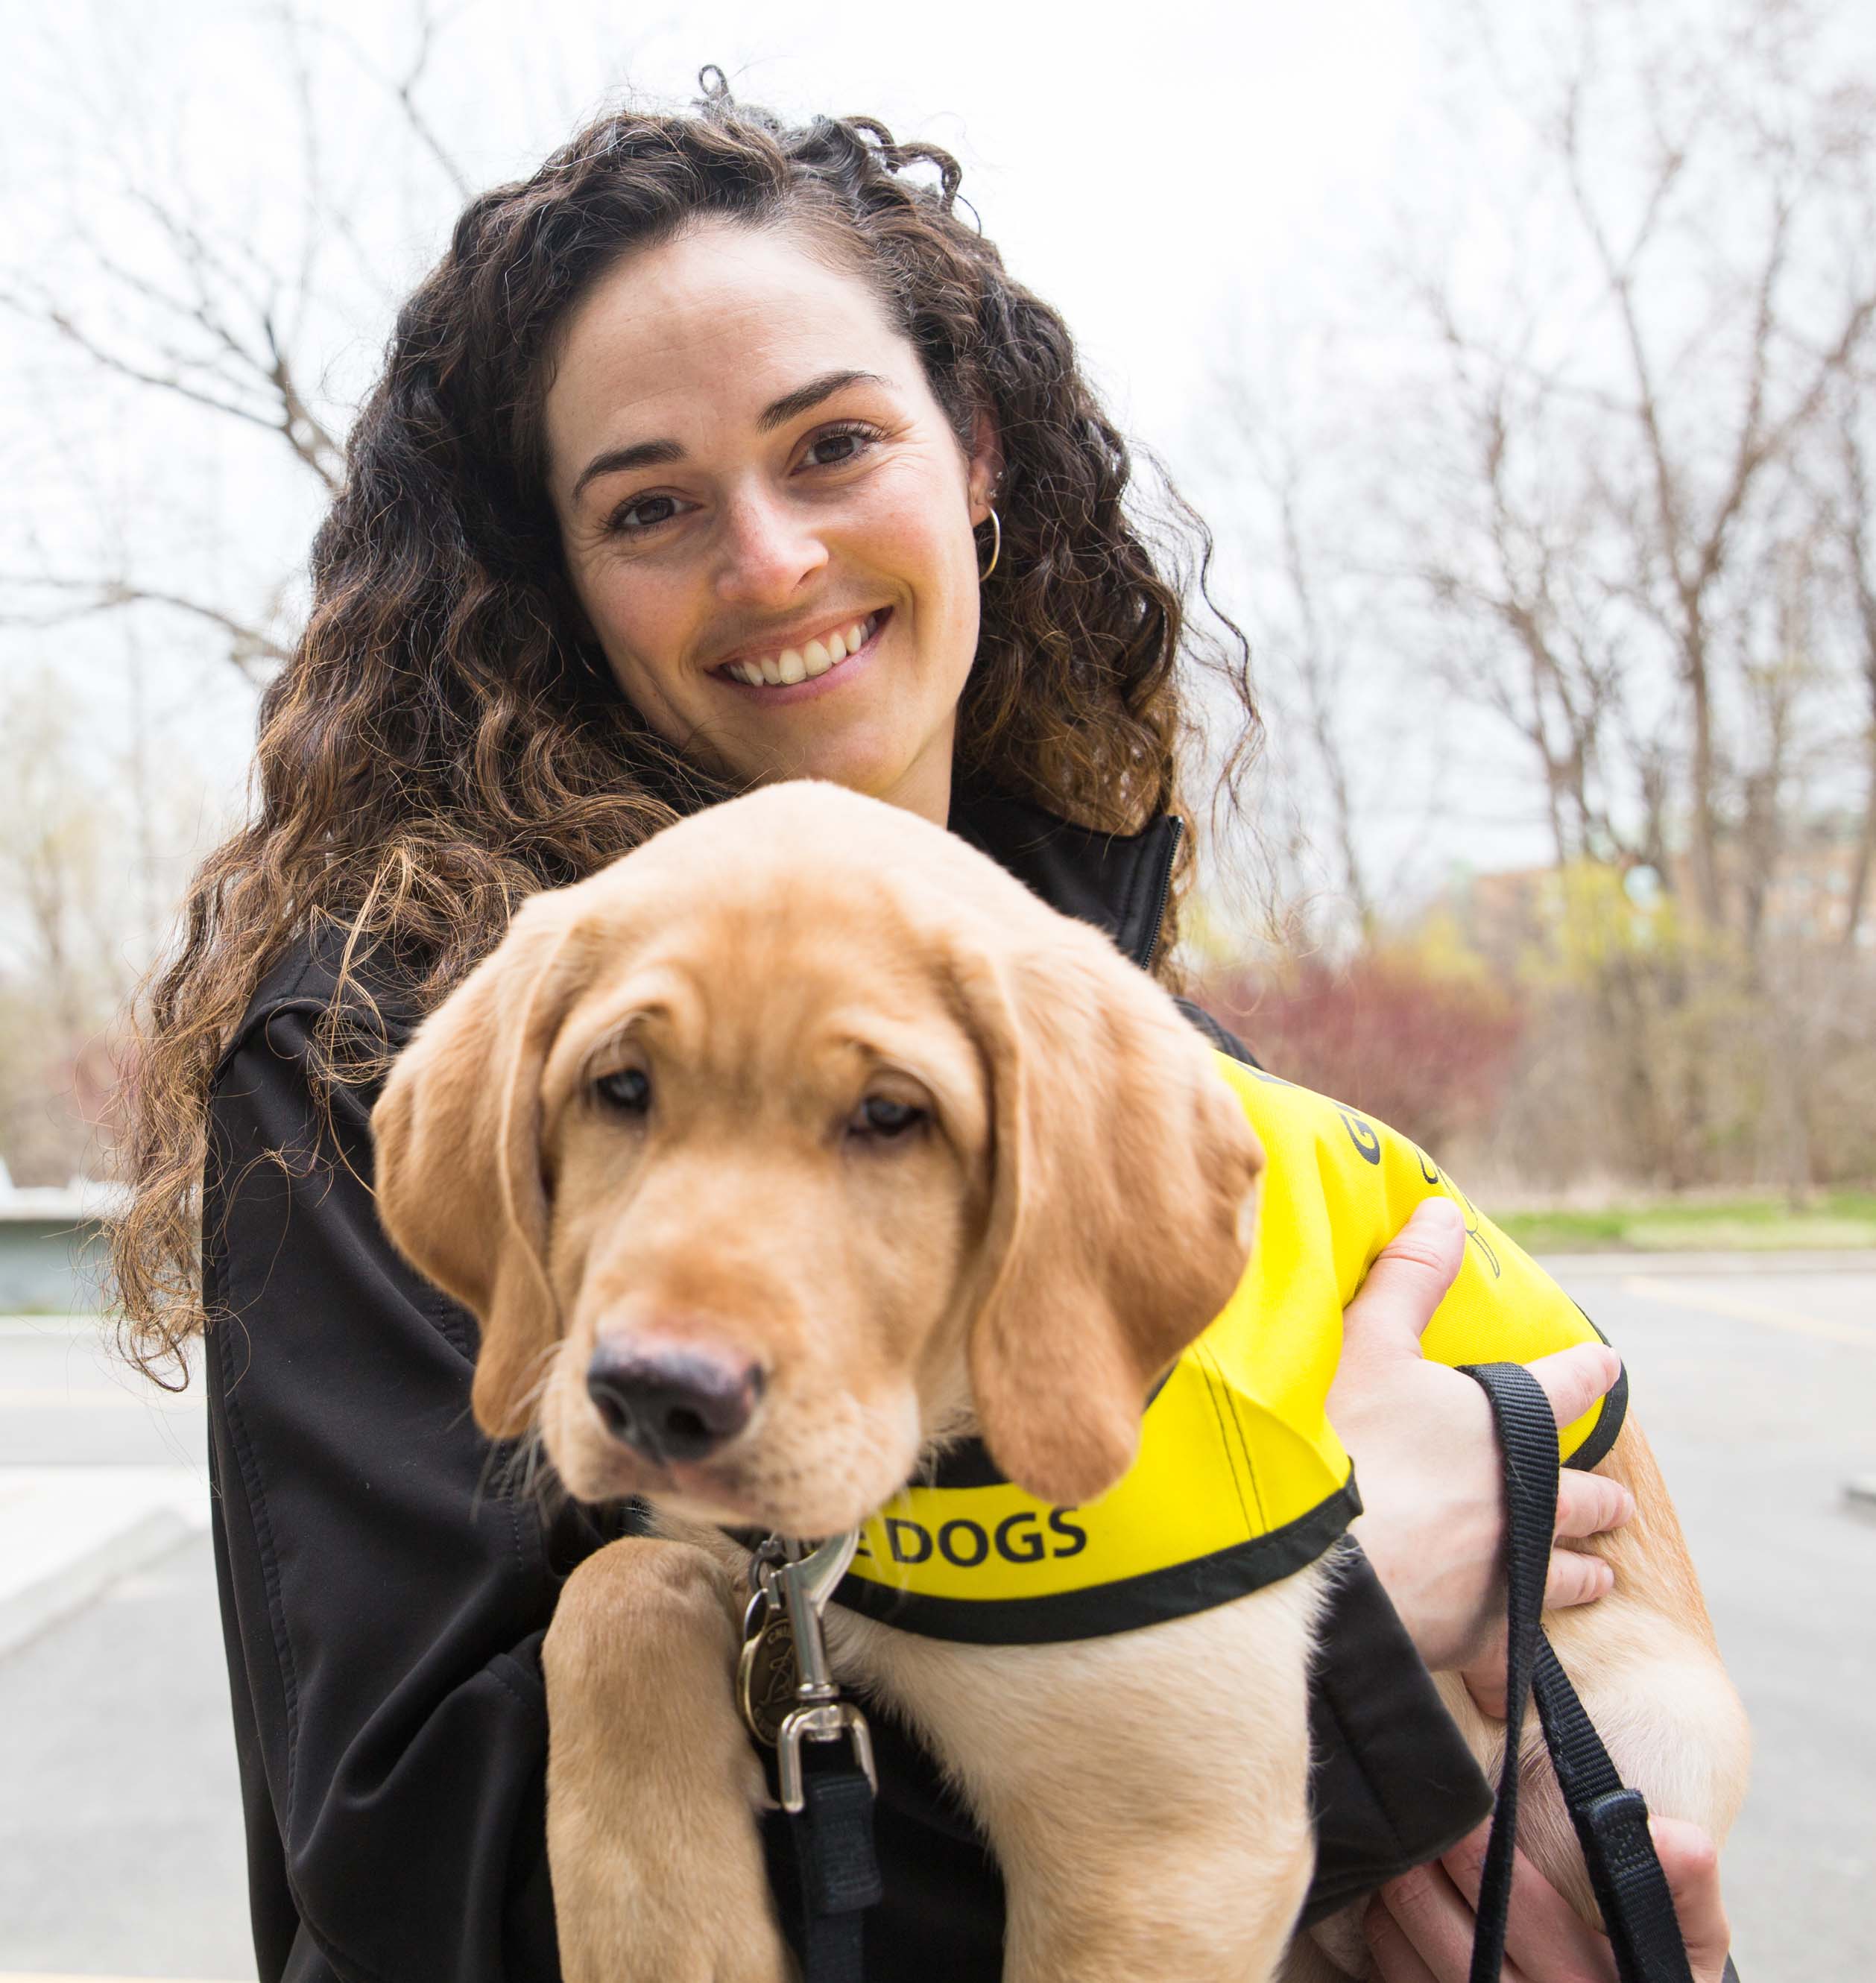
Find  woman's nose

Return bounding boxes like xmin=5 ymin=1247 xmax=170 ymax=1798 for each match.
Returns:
xmin=713 ymin=484 xmax=828 ymax=605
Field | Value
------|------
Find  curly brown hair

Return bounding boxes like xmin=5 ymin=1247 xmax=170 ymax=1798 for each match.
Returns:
xmin=108 ymin=75 xmax=1260 ymax=1384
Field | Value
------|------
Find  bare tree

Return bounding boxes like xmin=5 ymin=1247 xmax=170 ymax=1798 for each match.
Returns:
xmin=0 ymin=1 xmax=481 ymax=683
xmin=0 ymin=668 xmax=184 ymax=1182
xmin=1393 ymin=0 xmax=1876 ymax=946
xmin=1197 ymin=355 xmax=1457 ymax=955
xmin=0 ymin=1 xmax=666 ymax=1188
xmin=1233 ymin=417 xmax=1379 ymax=937
xmin=1837 ymin=384 xmax=1876 ymax=943
xmin=1204 ymin=0 xmax=1876 ymax=1192
xmin=1410 ymin=336 xmax=1645 ymax=873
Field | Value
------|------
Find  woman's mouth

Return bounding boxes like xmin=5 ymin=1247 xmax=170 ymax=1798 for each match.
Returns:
xmin=713 ymin=610 xmax=888 ymax=694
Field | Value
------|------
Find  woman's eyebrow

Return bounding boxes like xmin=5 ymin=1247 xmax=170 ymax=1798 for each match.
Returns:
xmin=572 ymin=437 xmax=685 ymax=498
xmin=571 ymin=369 xmax=890 ymax=501
xmin=756 ymin=367 xmax=888 ymax=433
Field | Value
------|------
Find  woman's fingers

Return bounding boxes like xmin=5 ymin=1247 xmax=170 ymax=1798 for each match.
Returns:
xmin=1555 ymin=1470 xmax=1635 ymax=1542
xmin=1469 ymin=1394 xmax=1630 ymax=1701
xmin=1339 ymin=1198 xmax=1468 ymax=1372
xmin=1547 ymin=1472 xmax=1631 ymax=1605
xmin=1368 ymin=1850 xmax=1537 ymax=1982
xmin=1541 ymin=1446 xmax=1634 ymax=1619
xmin=1544 ymin=1547 xmax=1616 ymax=1610
xmin=1430 ymin=1818 xmax=1732 ymax=1983
xmin=1439 ymin=1824 xmax=1614 ymax=1981
xmin=1362 ymin=1894 xmax=1444 ymax=1983
xmin=1462 ymin=1534 xmax=1621 ymax=1715
xmin=1525 ymin=1340 xmax=1624 ymax=1436
xmin=1330 ymin=1199 xmax=1627 ymax=1678
xmin=1649 ymin=1817 xmax=1732 ymax=1983
xmin=1459 ymin=1631 xmax=1512 ymax=1718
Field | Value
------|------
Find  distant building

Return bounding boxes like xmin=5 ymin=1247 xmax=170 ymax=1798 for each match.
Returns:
xmin=1452 ymin=829 xmax=1875 ymax=974
xmin=1759 ymin=833 xmax=1870 ymax=948
xmin=0 ymin=1161 xmax=125 ymax=1314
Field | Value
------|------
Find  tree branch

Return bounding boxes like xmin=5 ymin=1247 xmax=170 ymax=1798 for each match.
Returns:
xmin=0 ymin=575 xmax=292 ymax=681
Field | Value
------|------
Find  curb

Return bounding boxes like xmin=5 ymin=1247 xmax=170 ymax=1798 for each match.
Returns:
xmin=0 ymin=1506 xmax=198 ymax=1662
xmin=1535 ymin=1248 xmax=1876 ymax=1277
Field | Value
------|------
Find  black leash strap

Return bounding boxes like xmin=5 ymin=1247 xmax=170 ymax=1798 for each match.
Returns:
xmin=1459 ymin=1361 xmax=1701 ymax=1983
xmin=1531 ymin=1640 xmax=1699 ymax=1983
xmin=1456 ymin=1361 xmax=1558 ymax=1983
xmin=787 ymin=1759 xmax=883 ymax=1983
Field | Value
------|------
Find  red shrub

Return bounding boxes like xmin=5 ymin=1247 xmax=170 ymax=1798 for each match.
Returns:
xmin=1199 ymin=954 xmax=1523 ymax=1154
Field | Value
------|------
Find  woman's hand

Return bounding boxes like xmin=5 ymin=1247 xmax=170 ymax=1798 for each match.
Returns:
xmin=1326 ymin=1197 xmax=1633 ymax=1682
xmin=1364 ymin=1815 xmax=1734 ymax=1982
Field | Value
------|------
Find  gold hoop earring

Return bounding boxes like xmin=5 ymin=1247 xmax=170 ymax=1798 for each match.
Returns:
xmin=978 ymin=506 xmax=1001 ymax=582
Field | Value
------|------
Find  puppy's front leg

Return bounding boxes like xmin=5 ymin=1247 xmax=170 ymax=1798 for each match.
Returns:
xmin=853 ymin=1568 xmax=1324 ymax=1983
xmin=543 ymin=1537 xmax=792 ymax=1983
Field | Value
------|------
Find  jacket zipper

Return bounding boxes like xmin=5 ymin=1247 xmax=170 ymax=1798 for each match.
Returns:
xmin=1140 ymin=816 xmax=1183 ymax=973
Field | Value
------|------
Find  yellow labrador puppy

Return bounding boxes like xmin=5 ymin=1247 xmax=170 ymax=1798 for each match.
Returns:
xmin=373 ymin=782 xmax=1746 ymax=1983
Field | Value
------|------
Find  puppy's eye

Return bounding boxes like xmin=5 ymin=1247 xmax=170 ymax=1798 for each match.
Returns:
xmin=850 ymin=1095 xmax=926 ymax=1139
xmin=594 ymin=1066 xmax=651 ymax=1114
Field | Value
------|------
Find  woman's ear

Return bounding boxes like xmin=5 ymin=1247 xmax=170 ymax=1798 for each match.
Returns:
xmin=966 ymin=408 xmax=1004 ymax=526
xmin=956 ymin=927 xmax=1265 ymax=1507
xmin=372 ymin=895 xmax=581 ymax=1440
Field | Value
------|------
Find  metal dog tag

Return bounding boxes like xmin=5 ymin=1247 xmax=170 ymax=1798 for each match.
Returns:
xmin=737 ymin=1604 xmax=800 ymax=1748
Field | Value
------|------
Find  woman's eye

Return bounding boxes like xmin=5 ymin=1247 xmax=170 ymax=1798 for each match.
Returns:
xmin=609 ymin=493 xmax=680 ymax=536
xmin=803 ymin=425 xmax=879 ymax=470
xmin=850 ymin=1095 xmax=926 ymax=1139
xmin=595 ymin=1066 xmax=652 ymax=1113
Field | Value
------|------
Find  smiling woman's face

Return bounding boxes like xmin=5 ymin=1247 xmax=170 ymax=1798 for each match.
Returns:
xmin=542 ymin=219 xmax=999 ymax=826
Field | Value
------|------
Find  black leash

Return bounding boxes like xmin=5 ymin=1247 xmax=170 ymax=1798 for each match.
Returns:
xmin=784 ymin=1759 xmax=882 ymax=1983
xmin=1454 ymin=1360 xmax=1559 ymax=1983
xmin=739 ymin=1533 xmax=882 ymax=1982
xmin=1459 ymin=1361 xmax=1708 ymax=1983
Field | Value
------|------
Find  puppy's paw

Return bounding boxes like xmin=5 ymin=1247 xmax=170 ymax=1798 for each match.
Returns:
xmin=554 ymin=1858 xmax=796 ymax=1983
xmin=543 ymin=1538 xmax=794 ymax=1983
xmin=546 ymin=1744 xmax=792 ymax=1983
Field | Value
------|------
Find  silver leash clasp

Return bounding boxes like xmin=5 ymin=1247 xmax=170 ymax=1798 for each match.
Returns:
xmin=759 ymin=1529 xmax=877 ymax=1812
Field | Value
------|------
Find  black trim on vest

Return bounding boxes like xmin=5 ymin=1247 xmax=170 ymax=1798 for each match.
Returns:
xmin=1171 ymin=996 xmax=1263 ymax=1068
xmin=1564 ymin=1307 xmax=1629 ymax=1472
xmin=832 ymin=1477 xmax=1362 ymax=1645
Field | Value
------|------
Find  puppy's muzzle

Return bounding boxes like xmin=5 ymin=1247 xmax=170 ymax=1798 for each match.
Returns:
xmin=585 ymin=1338 xmax=765 ymax=1464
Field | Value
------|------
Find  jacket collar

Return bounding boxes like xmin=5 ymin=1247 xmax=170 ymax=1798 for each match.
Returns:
xmin=948 ymin=777 xmax=1183 ymax=972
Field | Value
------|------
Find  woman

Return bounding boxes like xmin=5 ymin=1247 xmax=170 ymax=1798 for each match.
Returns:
xmin=109 ymin=81 xmax=1728 ymax=1982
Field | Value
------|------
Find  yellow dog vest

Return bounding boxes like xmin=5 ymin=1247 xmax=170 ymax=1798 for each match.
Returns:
xmin=833 ymin=1051 xmax=1624 ymax=1644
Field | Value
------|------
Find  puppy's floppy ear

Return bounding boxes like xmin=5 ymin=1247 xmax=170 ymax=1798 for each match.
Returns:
xmin=956 ymin=931 xmax=1264 ymax=1508
xmin=372 ymin=896 xmax=581 ymax=1440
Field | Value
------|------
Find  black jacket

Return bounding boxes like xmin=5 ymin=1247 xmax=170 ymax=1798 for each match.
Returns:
xmin=203 ymin=782 xmax=1490 ymax=1983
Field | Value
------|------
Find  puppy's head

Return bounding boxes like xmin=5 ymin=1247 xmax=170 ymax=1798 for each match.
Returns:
xmin=373 ymin=782 xmax=1263 ymax=1530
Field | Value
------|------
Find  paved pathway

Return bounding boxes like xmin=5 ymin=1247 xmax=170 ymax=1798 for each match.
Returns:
xmin=0 ymin=1316 xmax=242 ymax=1980
xmin=0 ymin=1257 xmax=1870 ymax=1980
xmin=1558 ymin=1258 xmax=1876 ymax=1982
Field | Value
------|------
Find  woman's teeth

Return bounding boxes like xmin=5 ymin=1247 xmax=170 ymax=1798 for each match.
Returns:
xmin=721 ymin=615 xmax=877 ymax=689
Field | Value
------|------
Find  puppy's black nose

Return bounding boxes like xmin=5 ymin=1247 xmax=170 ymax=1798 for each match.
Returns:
xmin=585 ymin=1339 xmax=763 ymax=1464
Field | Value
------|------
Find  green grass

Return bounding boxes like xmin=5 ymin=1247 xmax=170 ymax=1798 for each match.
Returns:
xmin=1494 ymin=1191 xmax=1876 ymax=1253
